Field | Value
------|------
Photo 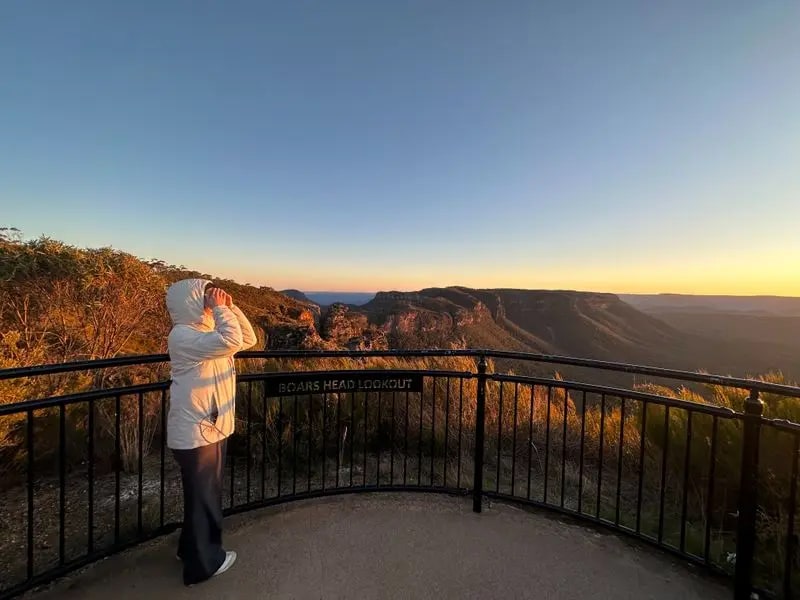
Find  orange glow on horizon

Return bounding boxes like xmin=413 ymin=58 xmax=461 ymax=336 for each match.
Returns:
xmin=196 ymin=245 xmax=800 ymax=297
xmin=227 ymin=271 xmax=800 ymax=297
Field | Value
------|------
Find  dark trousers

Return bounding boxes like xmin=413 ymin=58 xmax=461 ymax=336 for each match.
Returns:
xmin=172 ymin=439 xmax=227 ymax=585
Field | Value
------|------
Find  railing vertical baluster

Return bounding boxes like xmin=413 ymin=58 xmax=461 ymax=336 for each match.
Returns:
xmin=615 ymin=397 xmax=626 ymax=526
xmin=261 ymin=388 xmax=267 ymax=500
xmin=159 ymin=389 xmax=166 ymax=528
xmin=27 ymin=409 xmax=34 ymax=580
xmin=59 ymin=403 xmax=66 ymax=565
xmin=292 ymin=395 xmax=299 ymax=496
xmin=657 ymin=406 xmax=670 ymax=543
xmin=578 ymin=391 xmax=586 ymax=514
xmin=527 ymin=385 xmax=535 ymax=500
xmin=322 ymin=392 xmax=328 ymax=491
xmin=391 ymin=391 xmax=396 ymax=485
xmin=511 ymin=383 xmax=519 ymax=497
xmin=417 ymin=389 xmax=424 ymax=486
xmin=430 ymin=382 xmax=436 ymax=486
xmin=784 ymin=433 xmax=800 ymax=599
xmin=636 ymin=402 xmax=648 ymax=534
xmin=363 ymin=392 xmax=368 ymax=487
xmin=561 ymin=388 xmax=568 ymax=508
xmin=704 ymin=416 xmax=719 ymax=564
xmin=114 ymin=394 xmax=121 ymax=545
xmin=308 ymin=394 xmax=313 ymax=493
xmin=230 ymin=421 xmax=236 ymax=507
xmin=350 ymin=393 xmax=355 ymax=488
xmin=444 ymin=378 xmax=450 ymax=488
xmin=278 ymin=396 xmax=284 ymax=497
xmin=544 ymin=386 xmax=552 ymax=503
xmin=246 ymin=383 xmax=253 ymax=504
xmin=335 ymin=394 xmax=341 ymax=489
xmin=597 ymin=394 xmax=606 ymax=519
xmin=137 ymin=392 xmax=144 ymax=536
xmin=457 ymin=379 xmax=464 ymax=490
xmin=404 ymin=391 xmax=410 ymax=486
xmin=377 ymin=391 xmax=382 ymax=487
xmin=473 ymin=357 xmax=487 ymax=513
xmin=88 ymin=398 xmax=95 ymax=554
xmin=497 ymin=381 xmax=504 ymax=493
xmin=680 ymin=411 xmax=693 ymax=552
xmin=734 ymin=390 xmax=764 ymax=600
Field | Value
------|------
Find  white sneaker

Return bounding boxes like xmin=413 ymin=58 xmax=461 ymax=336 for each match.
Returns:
xmin=213 ymin=551 xmax=237 ymax=577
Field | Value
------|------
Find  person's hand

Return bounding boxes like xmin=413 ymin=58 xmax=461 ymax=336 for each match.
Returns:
xmin=206 ymin=288 xmax=230 ymax=309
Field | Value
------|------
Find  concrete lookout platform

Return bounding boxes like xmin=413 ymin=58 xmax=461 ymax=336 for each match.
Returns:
xmin=27 ymin=493 xmax=729 ymax=599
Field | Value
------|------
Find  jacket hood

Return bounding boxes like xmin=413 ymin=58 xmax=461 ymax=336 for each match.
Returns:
xmin=166 ymin=278 xmax=212 ymax=327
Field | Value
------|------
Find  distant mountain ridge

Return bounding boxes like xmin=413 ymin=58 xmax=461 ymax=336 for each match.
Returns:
xmin=280 ymin=291 xmax=375 ymax=307
xmin=280 ymin=289 xmax=314 ymax=303
xmin=205 ymin=284 xmax=798 ymax=379
xmin=348 ymin=287 xmax=799 ymax=379
xmin=621 ymin=294 xmax=800 ymax=316
xmin=306 ymin=292 xmax=376 ymax=306
xmin=360 ymin=288 xmax=682 ymax=362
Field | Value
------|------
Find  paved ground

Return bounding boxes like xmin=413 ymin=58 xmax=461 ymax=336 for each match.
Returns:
xmin=28 ymin=493 xmax=729 ymax=600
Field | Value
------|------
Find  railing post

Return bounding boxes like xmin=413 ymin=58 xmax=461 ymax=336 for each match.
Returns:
xmin=734 ymin=389 xmax=764 ymax=600
xmin=473 ymin=355 xmax=487 ymax=513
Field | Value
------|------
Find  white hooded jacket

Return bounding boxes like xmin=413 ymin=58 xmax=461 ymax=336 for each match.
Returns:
xmin=165 ymin=278 xmax=258 ymax=449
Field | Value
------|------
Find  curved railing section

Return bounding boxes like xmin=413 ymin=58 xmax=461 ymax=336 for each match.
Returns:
xmin=1 ymin=350 xmax=800 ymax=600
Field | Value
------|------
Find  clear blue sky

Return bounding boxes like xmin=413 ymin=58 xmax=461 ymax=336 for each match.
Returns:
xmin=2 ymin=1 xmax=798 ymax=294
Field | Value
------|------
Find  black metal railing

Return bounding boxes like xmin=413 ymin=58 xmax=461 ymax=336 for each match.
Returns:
xmin=2 ymin=350 xmax=800 ymax=599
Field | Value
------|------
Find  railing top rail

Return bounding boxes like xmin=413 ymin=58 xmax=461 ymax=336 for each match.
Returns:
xmin=476 ymin=349 xmax=800 ymax=397
xmin=760 ymin=416 xmax=800 ymax=434
xmin=0 ymin=380 xmax=171 ymax=416
xmin=1 ymin=348 xmax=799 ymax=399
xmin=490 ymin=373 xmax=739 ymax=419
xmin=0 ymin=353 xmax=171 ymax=380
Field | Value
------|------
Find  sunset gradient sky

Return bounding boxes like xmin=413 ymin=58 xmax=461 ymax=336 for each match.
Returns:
xmin=2 ymin=2 xmax=798 ymax=294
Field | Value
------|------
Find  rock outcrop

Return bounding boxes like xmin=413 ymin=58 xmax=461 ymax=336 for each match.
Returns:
xmin=263 ymin=323 xmax=328 ymax=350
xmin=320 ymin=303 xmax=388 ymax=351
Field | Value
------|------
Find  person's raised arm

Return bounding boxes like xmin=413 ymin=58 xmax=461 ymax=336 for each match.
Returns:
xmin=171 ymin=289 xmax=244 ymax=361
xmin=229 ymin=303 xmax=258 ymax=350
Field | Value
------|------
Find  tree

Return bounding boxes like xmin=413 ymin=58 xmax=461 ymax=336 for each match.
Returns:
xmin=0 ymin=238 xmax=169 ymax=364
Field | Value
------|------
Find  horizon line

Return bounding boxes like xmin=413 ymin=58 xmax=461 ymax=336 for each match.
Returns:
xmin=289 ymin=288 xmax=800 ymax=300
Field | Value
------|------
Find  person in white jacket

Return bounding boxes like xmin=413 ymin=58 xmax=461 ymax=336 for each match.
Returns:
xmin=165 ymin=278 xmax=257 ymax=585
